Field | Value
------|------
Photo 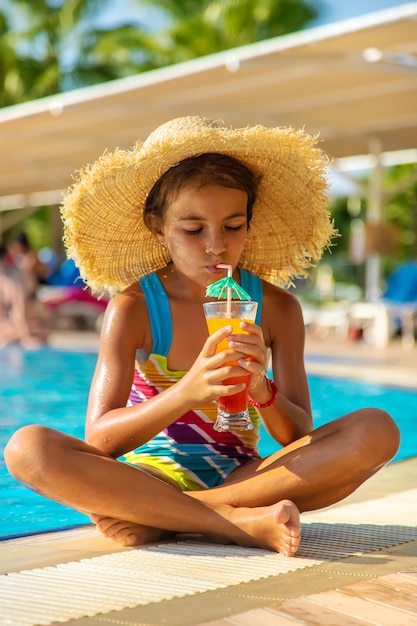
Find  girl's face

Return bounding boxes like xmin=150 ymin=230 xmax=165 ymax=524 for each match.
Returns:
xmin=151 ymin=184 xmax=248 ymax=287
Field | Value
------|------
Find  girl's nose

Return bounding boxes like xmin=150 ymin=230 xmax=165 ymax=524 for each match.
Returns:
xmin=205 ymin=239 xmax=226 ymax=255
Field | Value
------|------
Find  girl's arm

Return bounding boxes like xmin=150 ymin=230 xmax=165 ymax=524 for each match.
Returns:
xmin=85 ymin=287 xmax=191 ymax=457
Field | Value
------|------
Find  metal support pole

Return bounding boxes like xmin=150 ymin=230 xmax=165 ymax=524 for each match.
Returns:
xmin=365 ymin=138 xmax=384 ymax=302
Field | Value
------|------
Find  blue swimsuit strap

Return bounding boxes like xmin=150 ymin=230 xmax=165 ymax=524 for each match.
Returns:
xmin=139 ymin=268 xmax=263 ymax=356
xmin=139 ymin=272 xmax=172 ymax=356
xmin=240 ymin=269 xmax=263 ymax=326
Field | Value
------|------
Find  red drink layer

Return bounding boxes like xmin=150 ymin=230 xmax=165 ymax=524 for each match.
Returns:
xmin=218 ymin=374 xmax=251 ymax=414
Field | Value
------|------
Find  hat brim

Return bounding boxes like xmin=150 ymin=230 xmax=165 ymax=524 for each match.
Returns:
xmin=61 ymin=117 xmax=335 ymax=294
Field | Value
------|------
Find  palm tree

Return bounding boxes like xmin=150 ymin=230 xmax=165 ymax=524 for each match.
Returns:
xmin=0 ymin=0 xmax=321 ymax=106
xmin=138 ymin=0 xmax=321 ymax=64
xmin=0 ymin=0 xmax=157 ymax=104
xmin=0 ymin=8 xmax=28 ymax=106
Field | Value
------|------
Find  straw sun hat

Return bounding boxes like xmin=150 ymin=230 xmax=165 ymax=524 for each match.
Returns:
xmin=61 ymin=115 xmax=336 ymax=295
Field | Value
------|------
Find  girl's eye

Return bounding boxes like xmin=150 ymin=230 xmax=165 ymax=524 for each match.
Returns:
xmin=183 ymin=224 xmax=244 ymax=235
xmin=226 ymin=224 xmax=245 ymax=231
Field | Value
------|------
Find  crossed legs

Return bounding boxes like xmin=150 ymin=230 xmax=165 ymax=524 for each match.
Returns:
xmin=4 ymin=408 xmax=399 ymax=556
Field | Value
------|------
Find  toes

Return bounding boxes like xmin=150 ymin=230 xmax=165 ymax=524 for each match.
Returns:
xmin=271 ymin=501 xmax=301 ymax=557
xmin=92 ymin=516 xmax=113 ymax=534
xmin=104 ymin=526 xmax=139 ymax=546
xmin=121 ymin=533 xmax=140 ymax=546
xmin=279 ymin=538 xmax=299 ymax=557
xmin=103 ymin=521 xmax=127 ymax=539
xmin=279 ymin=533 xmax=300 ymax=557
xmin=93 ymin=517 xmax=127 ymax=539
xmin=108 ymin=527 xmax=138 ymax=545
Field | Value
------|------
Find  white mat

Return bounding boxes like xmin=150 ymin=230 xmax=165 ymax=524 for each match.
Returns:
xmin=0 ymin=544 xmax=321 ymax=626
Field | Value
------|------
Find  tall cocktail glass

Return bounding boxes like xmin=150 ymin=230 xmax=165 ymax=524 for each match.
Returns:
xmin=203 ymin=300 xmax=258 ymax=432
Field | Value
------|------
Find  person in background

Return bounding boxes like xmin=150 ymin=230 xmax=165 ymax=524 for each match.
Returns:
xmin=7 ymin=230 xmax=49 ymax=297
xmin=5 ymin=231 xmax=51 ymax=345
xmin=0 ymin=244 xmax=46 ymax=349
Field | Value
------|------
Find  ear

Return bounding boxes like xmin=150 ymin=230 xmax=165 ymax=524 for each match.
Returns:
xmin=145 ymin=214 xmax=165 ymax=245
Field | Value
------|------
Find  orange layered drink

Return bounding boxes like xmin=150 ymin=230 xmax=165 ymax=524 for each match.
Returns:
xmin=203 ymin=301 xmax=258 ymax=431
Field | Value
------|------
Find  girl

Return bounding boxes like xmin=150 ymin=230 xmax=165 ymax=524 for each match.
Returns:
xmin=5 ymin=117 xmax=399 ymax=556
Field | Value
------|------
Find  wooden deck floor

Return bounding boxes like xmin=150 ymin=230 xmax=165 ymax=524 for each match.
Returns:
xmin=200 ymin=570 xmax=417 ymax=625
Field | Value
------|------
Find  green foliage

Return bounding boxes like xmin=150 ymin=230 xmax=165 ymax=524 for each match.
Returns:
xmin=0 ymin=0 xmax=321 ymax=105
xmin=0 ymin=0 xmax=130 ymax=103
xmin=326 ymin=164 xmax=417 ymax=287
xmin=142 ymin=0 xmax=321 ymax=63
xmin=384 ymin=164 xmax=417 ymax=262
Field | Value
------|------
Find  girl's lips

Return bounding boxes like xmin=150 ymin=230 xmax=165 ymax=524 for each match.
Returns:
xmin=207 ymin=265 xmax=226 ymax=274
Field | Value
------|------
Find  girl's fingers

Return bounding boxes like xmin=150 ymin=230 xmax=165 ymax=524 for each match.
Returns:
xmin=229 ymin=325 xmax=266 ymax=351
xmin=208 ymin=362 xmax=245 ymax=382
xmin=228 ymin=339 xmax=267 ymax=368
xmin=237 ymin=357 xmax=265 ymax=377
xmin=201 ymin=326 xmax=232 ymax=357
xmin=218 ymin=381 xmax=246 ymax=397
xmin=239 ymin=321 xmax=264 ymax=338
xmin=237 ymin=359 xmax=266 ymax=390
xmin=229 ymin=338 xmax=262 ymax=353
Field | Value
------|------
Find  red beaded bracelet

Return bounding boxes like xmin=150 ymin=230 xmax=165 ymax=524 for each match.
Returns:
xmin=248 ymin=377 xmax=278 ymax=408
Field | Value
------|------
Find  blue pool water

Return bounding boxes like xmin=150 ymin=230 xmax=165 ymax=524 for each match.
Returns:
xmin=1 ymin=347 xmax=416 ymax=540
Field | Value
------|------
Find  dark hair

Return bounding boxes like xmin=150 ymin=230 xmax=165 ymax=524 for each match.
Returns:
xmin=144 ymin=153 xmax=259 ymax=228
xmin=11 ymin=230 xmax=31 ymax=251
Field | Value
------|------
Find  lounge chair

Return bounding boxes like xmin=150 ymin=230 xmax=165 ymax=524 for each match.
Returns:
xmin=37 ymin=259 xmax=108 ymax=332
xmin=348 ymin=261 xmax=417 ymax=348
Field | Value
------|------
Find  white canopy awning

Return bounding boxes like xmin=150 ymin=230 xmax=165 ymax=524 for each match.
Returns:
xmin=1 ymin=3 xmax=416 ymax=210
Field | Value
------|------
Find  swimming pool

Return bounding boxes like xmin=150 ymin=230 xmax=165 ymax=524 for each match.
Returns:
xmin=1 ymin=347 xmax=416 ymax=540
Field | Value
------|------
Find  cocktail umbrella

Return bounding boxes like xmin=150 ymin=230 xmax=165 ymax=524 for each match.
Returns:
xmin=206 ymin=264 xmax=252 ymax=315
xmin=205 ymin=276 xmax=251 ymax=301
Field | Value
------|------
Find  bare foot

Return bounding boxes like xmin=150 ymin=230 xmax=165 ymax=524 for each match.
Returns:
xmin=226 ymin=499 xmax=301 ymax=556
xmin=90 ymin=514 xmax=174 ymax=547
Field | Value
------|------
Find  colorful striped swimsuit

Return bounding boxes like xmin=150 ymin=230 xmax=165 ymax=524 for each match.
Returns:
xmin=119 ymin=269 xmax=263 ymax=490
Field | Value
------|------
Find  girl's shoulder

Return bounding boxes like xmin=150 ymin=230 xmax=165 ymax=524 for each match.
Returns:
xmin=260 ymin=280 xmax=304 ymax=345
xmin=110 ymin=280 xmax=146 ymax=312
xmin=261 ymin=279 xmax=301 ymax=310
xmin=102 ymin=281 xmax=151 ymax=349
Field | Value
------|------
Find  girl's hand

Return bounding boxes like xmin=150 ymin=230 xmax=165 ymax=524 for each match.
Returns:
xmin=179 ymin=326 xmax=250 ymax=406
xmin=228 ymin=322 xmax=269 ymax=394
